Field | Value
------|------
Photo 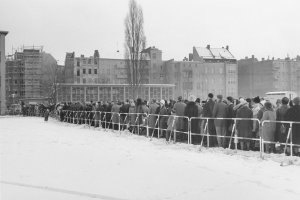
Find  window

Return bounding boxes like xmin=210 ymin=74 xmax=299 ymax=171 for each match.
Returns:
xmin=83 ymin=69 xmax=86 ymax=74
xmin=94 ymin=69 xmax=97 ymax=74
xmin=77 ymin=60 xmax=80 ymax=67
xmin=77 ymin=70 xmax=80 ymax=76
xmin=15 ymin=80 xmax=17 ymax=84
xmin=83 ymin=78 xmax=86 ymax=83
xmin=152 ymin=53 xmax=156 ymax=59
xmin=88 ymin=69 xmax=91 ymax=74
xmin=88 ymin=59 xmax=91 ymax=64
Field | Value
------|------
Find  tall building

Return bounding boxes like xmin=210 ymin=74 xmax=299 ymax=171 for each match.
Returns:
xmin=0 ymin=30 xmax=8 ymax=114
xmin=5 ymin=47 xmax=58 ymax=107
xmin=238 ymin=56 xmax=300 ymax=98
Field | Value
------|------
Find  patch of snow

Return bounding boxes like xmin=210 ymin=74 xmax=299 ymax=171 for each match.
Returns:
xmin=1 ymin=117 xmax=300 ymax=200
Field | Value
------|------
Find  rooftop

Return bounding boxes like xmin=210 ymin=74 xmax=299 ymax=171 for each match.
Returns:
xmin=193 ymin=46 xmax=235 ymax=60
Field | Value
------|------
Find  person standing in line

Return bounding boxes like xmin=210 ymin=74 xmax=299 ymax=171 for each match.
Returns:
xmin=184 ymin=95 xmax=199 ymax=144
xmin=261 ymin=101 xmax=277 ymax=153
xmin=202 ymin=93 xmax=216 ymax=147
xmin=236 ymin=99 xmax=253 ymax=151
xmin=212 ymin=94 xmax=228 ymax=148
xmin=44 ymin=109 xmax=50 ymax=122
xmin=173 ymin=96 xmax=187 ymax=140
xmin=148 ymin=99 xmax=159 ymax=137
xmin=285 ymin=97 xmax=300 ymax=156
xmin=275 ymin=97 xmax=289 ymax=153
xmin=158 ymin=100 xmax=168 ymax=138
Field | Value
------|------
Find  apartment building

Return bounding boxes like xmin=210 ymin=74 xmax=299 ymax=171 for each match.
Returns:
xmin=238 ymin=56 xmax=300 ymax=98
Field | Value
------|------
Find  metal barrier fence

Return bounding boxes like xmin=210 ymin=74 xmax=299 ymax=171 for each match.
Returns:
xmin=261 ymin=120 xmax=300 ymax=157
xmin=49 ymin=110 xmax=300 ymax=159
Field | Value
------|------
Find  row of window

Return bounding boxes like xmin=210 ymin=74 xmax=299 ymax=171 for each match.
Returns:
xmin=77 ymin=69 xmax=98 ymax=76
xmin=76 ymin=59 xmax=98 ymax=66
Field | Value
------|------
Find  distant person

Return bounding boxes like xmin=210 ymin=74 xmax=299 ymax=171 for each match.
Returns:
xmin=44 ymin=109 xmax=50 ymax=122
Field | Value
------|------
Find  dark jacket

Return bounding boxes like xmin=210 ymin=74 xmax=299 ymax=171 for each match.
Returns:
xmin=285 ymin=105 xmax=300 ymax=145
xmin=184 ymin=102 xmax=199 ymax=133
xmin=236 ymin=105 xmax=253 ymax=138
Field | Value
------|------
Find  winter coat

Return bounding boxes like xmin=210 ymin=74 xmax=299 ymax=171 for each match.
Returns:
xmin=159 ymin=106 xmax=168 ymax=129
xmin=236 ymin=105 xmax=253 ymax=138
xmin=184 ymin=102 xmax=199 ymax=133
xmin=252 ymin=103 xmax=263 ymax=132
xmin=111 ymin=104 xmax=121 ymax=124
xmin=128 ymin=105 xmax=137 ymax=125
xmin=285 ymin=105 xmax=300 ymax=145
xmin=135 ymin=105 xmax=145 ymax=125
xmin=167 ymin=114 xmax=177 ymax=131
xmin=44 ymin=110 xmax=49 ymax=121
xmin=275 ymin=105 xmax=289 ymax=142
xmin=202 ymin=99 xmax=215 ymax=134
xmin=261 ymin=109 xmax=277 ymax=142
xmin=212 ymin=101 xmax=228 ymax=127
xmin=173 ymin=101 xmax=186 ymax=131
xmin=148 ymin=103 xmax=159 ymax=128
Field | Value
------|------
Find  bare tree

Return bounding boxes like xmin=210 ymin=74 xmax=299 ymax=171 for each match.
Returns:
xmin=124 ymin=0 xmax=146 ymax=99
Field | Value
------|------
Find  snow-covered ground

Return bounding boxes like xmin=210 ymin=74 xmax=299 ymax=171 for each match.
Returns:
xmin=1 ymin=117 xmax=300 ymax=200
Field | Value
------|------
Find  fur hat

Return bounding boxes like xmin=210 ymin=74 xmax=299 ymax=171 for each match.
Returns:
xmin=253 ymin=96 xmax=260 ymax=104
xmin=293 ymin=97 xmax=300 ymax=105
xmin=188 ymin=95 xmax=196 ymax=102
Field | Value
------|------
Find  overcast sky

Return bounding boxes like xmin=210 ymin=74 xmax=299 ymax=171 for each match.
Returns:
xmin=1 ymin=0 xmax=299 ymax=64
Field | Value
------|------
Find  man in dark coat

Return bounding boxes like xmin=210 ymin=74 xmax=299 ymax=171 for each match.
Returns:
xmin=285 ymin=97 xmax=300 ymax=155
xmin=212 ymin=95 xmax=228 ymax=148
xmin=202 ymin=93 xmax=216 ymax=147
xmin=173 ymin=96 xmax=186 ymax=132
xmin=184 ymin=95 xmax=199 ymax=144
xmin=275 ymin=97 xmax=289 ymax=152
xmin=236 ymin=100 xmax=253 ymax=151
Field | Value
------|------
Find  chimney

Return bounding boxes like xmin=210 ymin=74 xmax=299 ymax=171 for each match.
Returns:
xmin=262 ymin=58 xmax=265 ymax=61
xmin=189 ymin=53 xmax=193 ymax=61
xmin=81 ymin=54 xmax=84 ymax=58
xmin=272 ymin=57 xmax=274 ymax=60
xmin=94 ymin=50 xmax=99 ymax=58
xmin=206 ymin=44 xmax=210 ymax=49
xmin=251 ymin=55 xmax=255 ymax=59
xmin=226 ymin=45 xmax=229 ymax=50
xmin=245 ymin=56 xmax=248 ymax=59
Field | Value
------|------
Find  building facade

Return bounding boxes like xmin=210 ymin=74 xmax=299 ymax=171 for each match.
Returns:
xmin=0 ymin=31 xmax=8 ymax=114
xmin=62 ymin=46 xmax=237 ymax=102
xmin=238 ymin=56 xmax=300 ymax=98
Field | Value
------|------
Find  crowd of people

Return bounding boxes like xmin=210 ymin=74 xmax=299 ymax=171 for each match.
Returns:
xmin=52 ymin=93 xmax=300 ymax=156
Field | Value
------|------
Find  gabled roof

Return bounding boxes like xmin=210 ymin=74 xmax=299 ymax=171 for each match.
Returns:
xmin=194 ymin=46 xmax=235 ymax=60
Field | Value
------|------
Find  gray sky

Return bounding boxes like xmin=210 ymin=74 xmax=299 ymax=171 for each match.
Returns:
xmin=1 ymin=0 xmax=299 ymax=64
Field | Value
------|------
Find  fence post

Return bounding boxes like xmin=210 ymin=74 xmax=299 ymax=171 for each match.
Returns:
xmin=188 ymin=117 xmax=191 ymax=144
xmin=146 ymin=114 xmax=149 ymax=137
xmin=290 ymin=123 xmax=293 ymax=157
xmin=234 ymin=118 xmax=238 ymax=153
xmin=259 ymin=120 xmax=263 ymax=159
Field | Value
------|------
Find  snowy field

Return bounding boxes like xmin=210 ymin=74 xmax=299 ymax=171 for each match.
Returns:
xmin=1 ymin=117 xmax=300 ymax=200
